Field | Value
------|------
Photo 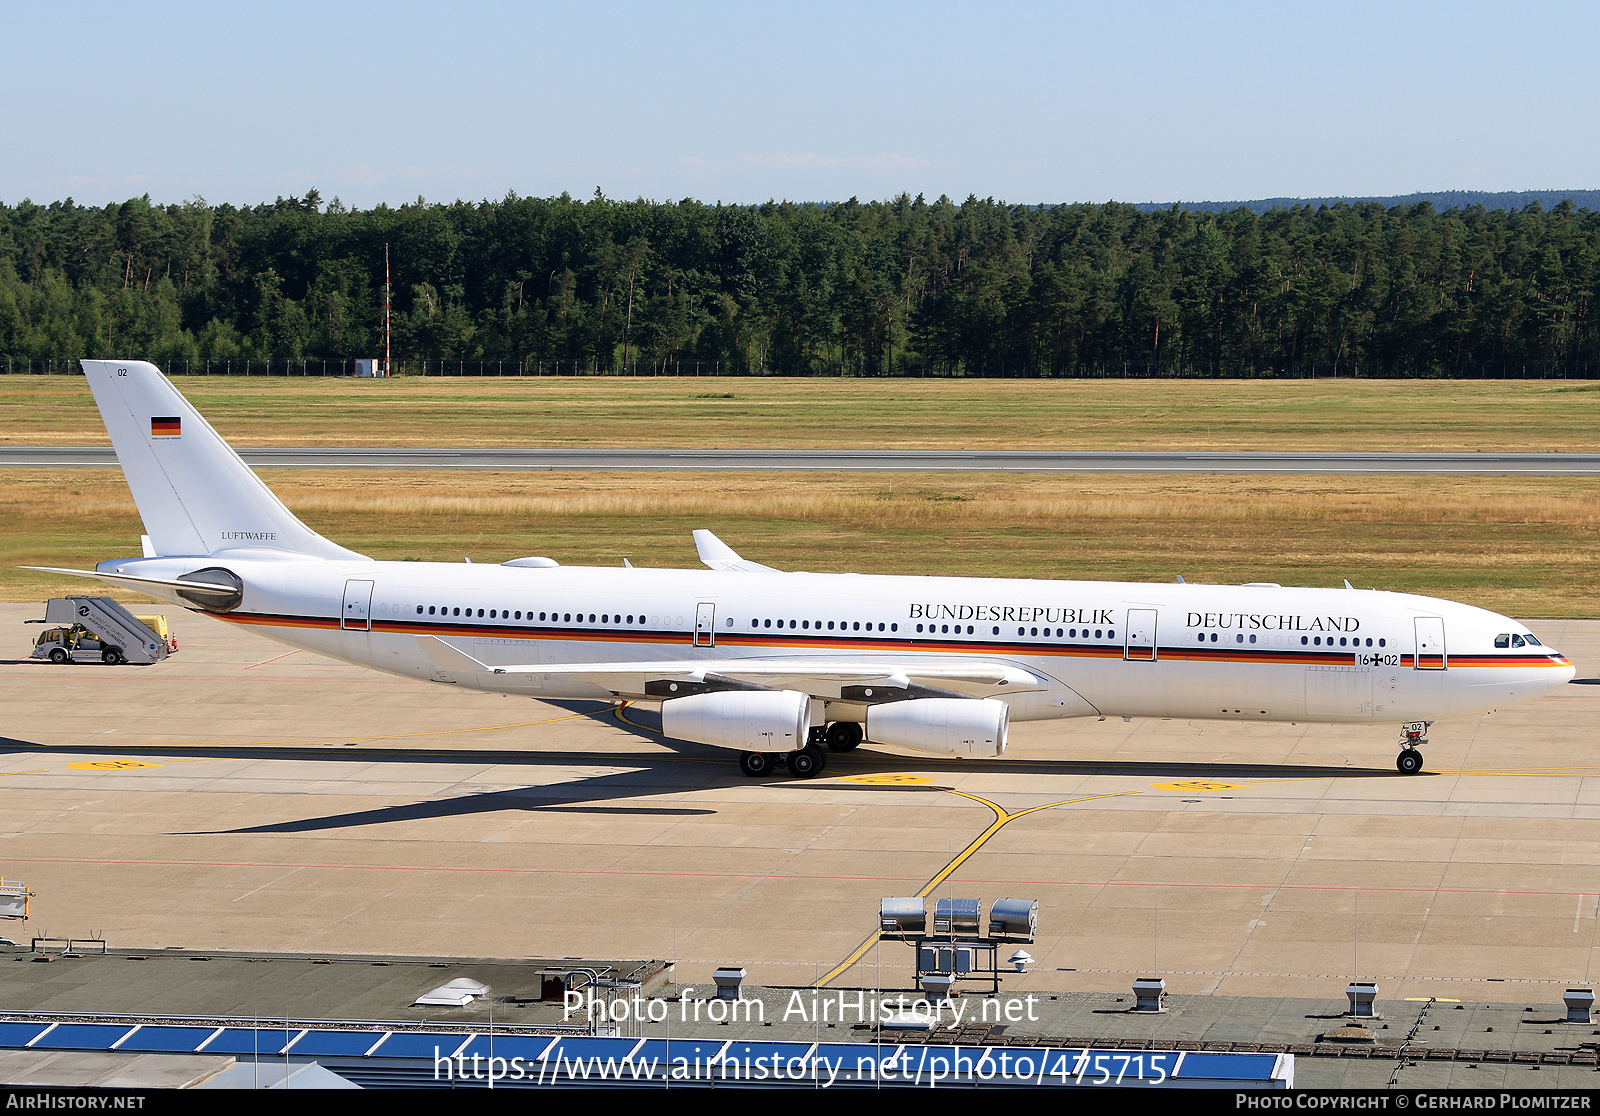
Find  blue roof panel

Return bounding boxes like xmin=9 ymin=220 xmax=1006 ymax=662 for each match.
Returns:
xmin=1173 ymin=1052 xmax=1279 ymax=1081
xmin=722 ymin=1041 xmax=813 ymax=1065
xmin=543 ymin=1037 xmax=644 ymax=1063
xmin=116 ymin=1026 xmax=221 ymax=1054
xmin=456 ymin=1034 xmax=558 ymax=1062
xmin=284 ymin=1030 xmax=391 ymax=1058
xmin=630 ymin=1038 xmax=725 ymax=1064
xmin=370 ymin=1032 xmax=472 ymax=1060
xmin=0 ymin=1023 xmax=50 ymax=1049
xmin=31 ymin=1024 xmax=135 ymax=1051
xmin=203 ymin=1028 xmax=296 ymax=1056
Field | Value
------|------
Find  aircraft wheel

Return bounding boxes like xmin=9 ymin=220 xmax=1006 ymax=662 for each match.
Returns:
xmin=739 ymin=751 xmax=775 ymax=778
xmin=826 ymin=721 xmax=863 ymax=752
xmin=1396 ymin=749 xmax=1423 ymax=775
xmin=48 ymin=648 xmax=68 ymax=664
xmin=102 ymin=647 xmax=125 ymax=665
xmin=788 ymin=746 xmax=827 ymax=778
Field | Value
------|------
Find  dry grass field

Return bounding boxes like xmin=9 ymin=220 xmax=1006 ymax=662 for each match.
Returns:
xmin=5 ymin=469 xmax=1596 ymax=616
xmin=3 ymin=374 xmax=1599 ymax=450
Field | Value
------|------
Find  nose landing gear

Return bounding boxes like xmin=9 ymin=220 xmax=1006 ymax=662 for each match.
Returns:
xmin=1396 ymin=721 xmax=1430 ymax=775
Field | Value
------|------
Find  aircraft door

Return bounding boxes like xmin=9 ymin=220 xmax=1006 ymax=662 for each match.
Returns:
xmin=1125 ymin=609 xmax=1158 ymax=661
xmin=694 ymin=602 xmax=716 ymax=647
xmin=1414 ymin=616 xmax=1447 ymax=670
xmin=341 ymin=580 xmax=374 ymax=631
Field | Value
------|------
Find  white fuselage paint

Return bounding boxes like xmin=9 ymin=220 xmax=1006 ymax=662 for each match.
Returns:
xmin=96 ymin=555 xmax=1575 ymax=728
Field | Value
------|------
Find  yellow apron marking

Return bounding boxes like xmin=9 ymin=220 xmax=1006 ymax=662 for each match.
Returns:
xmin=814 ymin=787 xmax=1139 ymax=987
xmin=1153 ymin=780 xmax=1245 ymax=792
xmin=841 ymin=773 xmax=933 ymax=785
xmin=0 ymin=770 xmax=47 ymax=777
xmin=68 ymin=760 xmax=163 ymax=771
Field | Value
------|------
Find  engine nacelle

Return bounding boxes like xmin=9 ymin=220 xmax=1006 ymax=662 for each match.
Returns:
xmin=659 ymin=688 xmax=810 ymax=751
xmin=866 ymin=698 xmax=1009 ymax=757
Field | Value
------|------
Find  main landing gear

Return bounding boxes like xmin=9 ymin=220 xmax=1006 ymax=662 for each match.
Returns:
xmin=738 ymin=745 xmax=829 ymax=779
xmin=825 ymin=721 xmax=863 ymax=752
xmin=740 ymin=722 xmax=862 ymax=779
xmin=1396 ymin=721 xmax=1430 ymax=775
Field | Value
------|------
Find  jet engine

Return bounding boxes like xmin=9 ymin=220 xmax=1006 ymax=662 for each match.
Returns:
xmin=659 ymin=688 xmax=811 ymax=751
xmin=866 ymin=698 xmax=1009 ymax=757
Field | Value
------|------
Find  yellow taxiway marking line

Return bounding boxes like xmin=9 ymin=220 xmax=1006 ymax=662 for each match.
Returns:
xmin=0 ymin=770 xmax=47 ymax=777
xmin=1404 ymin=997 xmax=1463 ymax=1002
xmin=814 ymin=788 xmax=1139 ymax=988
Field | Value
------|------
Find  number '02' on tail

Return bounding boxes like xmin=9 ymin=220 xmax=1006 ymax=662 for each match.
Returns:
xmin=80 ymin=360 xmax=368 ymax=561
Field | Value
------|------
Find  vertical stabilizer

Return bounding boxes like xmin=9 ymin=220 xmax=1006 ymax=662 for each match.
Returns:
xmin=80 ymin=360 xmax=368 ymax=560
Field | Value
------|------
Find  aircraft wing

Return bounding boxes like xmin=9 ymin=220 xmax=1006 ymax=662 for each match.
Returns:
xmin=414 ymin=636 xmax=1042 ymax=695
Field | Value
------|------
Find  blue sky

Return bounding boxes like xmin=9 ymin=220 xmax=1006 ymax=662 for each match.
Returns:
xmin=5 ymin=1 xmax=1596 ymax=207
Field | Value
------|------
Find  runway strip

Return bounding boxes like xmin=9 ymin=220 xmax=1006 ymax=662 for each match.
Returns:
xmin=7 ymin=446 xmax=1600 ymax=473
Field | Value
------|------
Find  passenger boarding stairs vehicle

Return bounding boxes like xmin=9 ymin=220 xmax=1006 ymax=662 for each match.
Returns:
xmin=26 ymin=597 xmax=173 ymax=665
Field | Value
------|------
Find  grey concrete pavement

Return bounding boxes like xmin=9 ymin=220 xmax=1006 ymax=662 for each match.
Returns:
xmin=1 ymin=605 xmax=1598 ymax=1006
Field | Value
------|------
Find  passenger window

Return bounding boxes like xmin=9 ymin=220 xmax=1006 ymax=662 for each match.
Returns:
xmin=992 ymin=626 xmax=999 ymax=635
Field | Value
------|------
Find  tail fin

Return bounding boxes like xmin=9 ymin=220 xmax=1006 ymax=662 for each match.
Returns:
xmin=81 ymin=360 xmax=367 ymax=561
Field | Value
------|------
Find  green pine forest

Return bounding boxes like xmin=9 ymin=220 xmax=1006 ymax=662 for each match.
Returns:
xmin=2 ymin=190 xmax=1597 ymax=376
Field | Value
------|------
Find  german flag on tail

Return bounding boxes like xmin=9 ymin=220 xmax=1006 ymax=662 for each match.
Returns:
xmin=150 ymin=416 xmax=181 ymax=436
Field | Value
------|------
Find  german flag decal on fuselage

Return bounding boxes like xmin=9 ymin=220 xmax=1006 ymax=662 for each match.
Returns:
xmin=151 ymin=416 xmax=181 ymax=437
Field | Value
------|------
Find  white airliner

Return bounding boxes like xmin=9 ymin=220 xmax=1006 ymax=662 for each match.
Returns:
xmin=30 ymin=360 xmax=1575 ymax=779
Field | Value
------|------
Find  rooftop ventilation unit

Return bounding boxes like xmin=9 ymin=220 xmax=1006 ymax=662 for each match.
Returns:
xmin=932 ymin=898 xmax=982 ymax=936
xmin=879 ymin=898 xmax=926 ymax=934
xmin=988 ymin=898 xmax=1038 ymax=941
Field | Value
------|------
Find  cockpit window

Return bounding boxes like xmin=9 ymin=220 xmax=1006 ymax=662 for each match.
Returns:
xmin=1525 ymin=633 xmax=1541 ymax=646
xmin=1494 ymin=634 xmax=1510 ymax=648
xmin=1511 ymin=634 xmax=1526 ymax=648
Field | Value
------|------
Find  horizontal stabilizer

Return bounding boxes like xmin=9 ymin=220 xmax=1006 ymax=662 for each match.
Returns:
xmin=693 ymin=529 xmax=779 ymax=573
xmin=19 ymin=565 xmax=241 ymax=599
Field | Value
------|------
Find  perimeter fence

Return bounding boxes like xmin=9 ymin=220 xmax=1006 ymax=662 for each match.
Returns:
xmin=4 ymin=356 xmax=1600 ymax=379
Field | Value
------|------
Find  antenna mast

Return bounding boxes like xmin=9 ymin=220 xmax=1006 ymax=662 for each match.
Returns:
xmin=384 ymin=242 xmax=392 ymax=376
